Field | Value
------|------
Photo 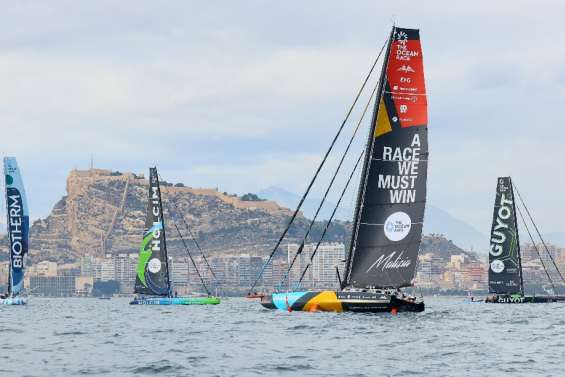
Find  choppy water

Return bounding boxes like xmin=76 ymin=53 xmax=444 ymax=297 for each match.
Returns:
xmin=1 ymin=297 xmax=564 ymax=377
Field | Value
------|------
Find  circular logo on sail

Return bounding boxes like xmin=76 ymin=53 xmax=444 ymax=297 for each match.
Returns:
xmin=5 ymin=174 xmax=13 ymax=186
xmin=384 ymin=211 xmax=412 ymax=242
xmin=148 ymin=258 xmax=162 ymax=273
xmin=490 ymin=259 xmax=505 ymax=274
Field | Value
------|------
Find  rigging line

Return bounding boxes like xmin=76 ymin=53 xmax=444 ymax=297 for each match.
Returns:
xmin=279 ymin=74 xmax=381 ymax=290
xmin=248 ymin=36 xmax=390 ymax=294
xmin=173 ymin=222 xmax=211 ymax=296
xmin=513 ymin=182 xmax=565 ymax=284
xmin=345 ymin=27 xmax=395 ymax=288
xmin=157 ymin=173 xmax=220 ymax=285
xmin=516 ymin=204 xmax=556 ymax=295
xmin=295 ymin=149 xmax=365 ymax=289
xmin=182 ymin=224 xmax=219 ymax=284
xmin=2 ymin=163 xmax=13 ymax=296
xmin=168 ymin=195 xmax=219 ymax=285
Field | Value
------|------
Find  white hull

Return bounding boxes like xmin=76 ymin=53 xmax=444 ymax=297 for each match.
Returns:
xmin=0 ymin=297 xmax=27 ymax=305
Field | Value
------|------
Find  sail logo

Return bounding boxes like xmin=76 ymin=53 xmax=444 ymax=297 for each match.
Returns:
xmin=397 ymin=64 xmax=415 ymax=73
xmin=150 ymin=180 xmax=162 ymax=255
xmin=148 ymin=258 xmax=162 ymax=273
xmin=498 ymin=296 xmax=525 ymax=303
xmin=6 ymin=188 xmax=25 ymax=269
xmin=396 ymin=31 xmax=408 ymax=45
xmin=490 ymin=192 xmax=514 ymax=257
xmin=384 ymin=211 xmax=412 ymax=241
xmin=394 ymin=34 xmax=419 ymax=61
xmin=366 ymin=251 xmax=412 ymax=273
xmin=490 ymin=259 xmax=505 ymax=274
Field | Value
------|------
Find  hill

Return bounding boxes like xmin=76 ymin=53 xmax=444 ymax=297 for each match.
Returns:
xmin=1 ymin=169 xmax=350 ymax=264
xmin=0 ymin=169 xmax=485 ymax=267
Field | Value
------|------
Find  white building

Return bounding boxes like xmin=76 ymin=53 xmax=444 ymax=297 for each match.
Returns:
xmin=286 ymin=242 xmax=345 ymax=289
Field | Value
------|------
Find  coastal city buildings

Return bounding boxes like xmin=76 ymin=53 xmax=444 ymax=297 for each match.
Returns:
xmin=2 ymin=242 xmax=564 ymax=297
xmin=285 ymin=242 xmax=345 ymax=289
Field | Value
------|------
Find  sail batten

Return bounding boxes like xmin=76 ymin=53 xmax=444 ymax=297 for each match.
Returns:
xmin=345 ymin=27 xmax=428 ymax=289
xmin=3 ymin=157 xmax=29 ymax=297
xmin=134 ymin=167 xmax=171 ymax=296
xmin=488 ymin=177 xmax=523 ymax=295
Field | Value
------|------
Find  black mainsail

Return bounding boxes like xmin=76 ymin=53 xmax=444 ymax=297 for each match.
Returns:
xmin=488 ymin=177 xmax=523 ymax=295
xmin=134 ymin=167 xmax=172 ymax=296
xmin=344 ymin=27 xmax=428 ymax=289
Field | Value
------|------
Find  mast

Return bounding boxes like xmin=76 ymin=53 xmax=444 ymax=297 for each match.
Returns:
xmin=3 ymin=161 xmax=11 ymax=294
xmin=344 ymin=27 xmax=429 ymax=289
xmin=509 ymin=179 xmax=524 ymax=296
xmin=154 ymin=168 xmax=172 ymax=297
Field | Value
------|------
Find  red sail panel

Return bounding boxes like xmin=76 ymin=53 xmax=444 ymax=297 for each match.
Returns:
xmin=386 ymin=31 xmax=427 ymax=128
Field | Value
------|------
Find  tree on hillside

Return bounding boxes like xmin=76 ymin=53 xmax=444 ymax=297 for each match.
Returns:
xmin=240 ymin=193 xmax=266 ymax=202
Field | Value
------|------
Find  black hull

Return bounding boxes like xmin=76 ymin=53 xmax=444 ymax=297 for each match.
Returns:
xmin=260 ymin=291 xmax=424 ymax=313
xmin=485 ymin=295 xmax=565 ymax=304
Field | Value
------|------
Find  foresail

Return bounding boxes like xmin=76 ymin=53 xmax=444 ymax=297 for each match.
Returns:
xmin=488 ymin=177 xmax=523 ymax=294
xmin=345 ymin=27 xmax=428 ymax=289
xmin=134 ymin=168 xmax=170 ymax=296
xmin=3 ymin=157 xmax=29 ymax=296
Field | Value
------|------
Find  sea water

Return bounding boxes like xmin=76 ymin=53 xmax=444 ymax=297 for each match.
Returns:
xmin=1 ymin=297 xmax=564 ymax=377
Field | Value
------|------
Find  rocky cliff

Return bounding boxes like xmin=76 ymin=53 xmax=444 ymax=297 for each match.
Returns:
xmin=0 ymin=169 xmax=481 ymax=265
xmin=11 ymin=169 xmax=350 ymax=263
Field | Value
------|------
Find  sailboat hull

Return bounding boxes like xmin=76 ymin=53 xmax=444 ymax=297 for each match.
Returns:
xmin=485 ymin=295 xmax=565 ymax=304
xmin=129 ymin=296 xmax=220 ymax=305
xmin=0 ymin=297 xmax=27 ymax=305
xmin=260 ymin=291 xmax=424 ymax=313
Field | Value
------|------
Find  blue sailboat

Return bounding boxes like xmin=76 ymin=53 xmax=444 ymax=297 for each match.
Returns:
xmin=1 ymin=157 xmax=29 ymax=305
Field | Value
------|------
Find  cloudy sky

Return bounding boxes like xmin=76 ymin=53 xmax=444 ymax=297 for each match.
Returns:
xmin=0 ymin=1 xmax=564 ymax=237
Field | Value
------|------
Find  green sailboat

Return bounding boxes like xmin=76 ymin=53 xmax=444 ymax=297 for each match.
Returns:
xmin=130 ymin=167 xmax=219 ymax=305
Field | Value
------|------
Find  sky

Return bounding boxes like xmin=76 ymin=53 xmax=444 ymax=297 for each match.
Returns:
xmin=0 ymin=1 xmax=564 ymax=238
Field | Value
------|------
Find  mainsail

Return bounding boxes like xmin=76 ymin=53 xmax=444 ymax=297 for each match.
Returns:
xmin=488 ymin=177 xmax=523 ymax=295
xmin=3 ymin=157 xmax=29 ymax=296
xmin=134 ymin=167 xmax=171 ymax=296
xmin=344 ymin=27 xmax=428 ymax=289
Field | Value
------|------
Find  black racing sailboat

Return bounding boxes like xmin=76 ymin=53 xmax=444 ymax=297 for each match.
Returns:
xmin=485 ymin=177 xmax=565 ymax=304
xmin=257 ymin=26 xmax=428 ymax=313
xmin=130 ymin=167 xmax=220 ymax=305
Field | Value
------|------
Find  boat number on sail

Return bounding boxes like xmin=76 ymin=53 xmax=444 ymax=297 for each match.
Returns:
xmin=384 ymin=211 xmax=411 ymax=241
xmin=148 ymin=258 xmax=161 ymax=273
xmin=378 ymin=134 xmax=422 ymax=204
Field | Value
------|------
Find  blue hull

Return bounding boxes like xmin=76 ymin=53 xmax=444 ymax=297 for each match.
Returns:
xmin=129 ymin=296 xmax=220 ymax=305
xmin=0 ymin=297 xmax=27 ymax=305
